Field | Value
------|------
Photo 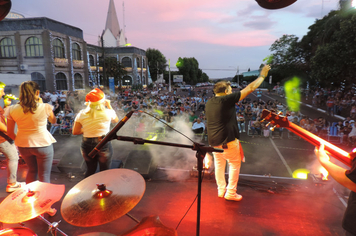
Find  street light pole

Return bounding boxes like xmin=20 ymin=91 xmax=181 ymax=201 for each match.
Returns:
xmin=237 ymin=66 xmax=239 ymax=87
xmin=168 ymin=59 xmax=171 ymax=92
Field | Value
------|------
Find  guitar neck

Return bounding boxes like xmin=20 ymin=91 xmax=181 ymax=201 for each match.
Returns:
xmin=287 ymin=122 xmax=352 ymax=167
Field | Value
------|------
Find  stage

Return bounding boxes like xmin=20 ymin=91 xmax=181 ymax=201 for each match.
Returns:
xmin=0 ymin=164 xmax=348 ymax=236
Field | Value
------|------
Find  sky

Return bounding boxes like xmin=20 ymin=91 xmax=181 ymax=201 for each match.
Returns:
xmin=11 ymin=0 xmax=340 ymax=79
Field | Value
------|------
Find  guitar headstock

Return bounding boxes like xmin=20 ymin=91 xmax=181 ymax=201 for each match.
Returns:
xmin=261 ymin=109 xmax=290 ymax=128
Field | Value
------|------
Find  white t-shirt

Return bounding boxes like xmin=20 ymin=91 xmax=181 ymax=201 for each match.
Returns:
xmin=5 ymin=103 xmax=56 ymax=147
xmin=50 ymin=94 xmax=58 ymax=103
xmin=75 ymin=109 xmax=117 ymax=138
xmin=192 ymin=122 xmax=205 ymax=131
xmin=59 ymin=94 xmax=67 ymax=102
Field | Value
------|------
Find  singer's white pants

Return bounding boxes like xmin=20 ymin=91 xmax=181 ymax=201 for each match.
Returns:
xmin=213 ymin=139 xmax=241 ymax=195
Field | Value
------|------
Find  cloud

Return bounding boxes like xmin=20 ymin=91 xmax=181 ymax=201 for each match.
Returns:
xmin=243 ymin=15 xmax=277 ymax=30
xmin=10 ymin=0 xmax=340 ymax=79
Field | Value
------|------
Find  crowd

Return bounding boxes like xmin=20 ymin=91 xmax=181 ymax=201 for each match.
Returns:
xmin=305 ymin=87 xmax=356 ymax=118
xmin=36 ymin=84 xmax=356 ymax=148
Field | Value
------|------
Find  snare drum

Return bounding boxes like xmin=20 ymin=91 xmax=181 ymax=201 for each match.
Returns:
xmin=0 ymin=227 xmax=37 ymax=236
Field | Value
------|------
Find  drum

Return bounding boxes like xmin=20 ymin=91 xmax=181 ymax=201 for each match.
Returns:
xmin=0 ymin=227 xmax=37 ymax=236
xmin=78 ymin=233 xmax=115 ymax=236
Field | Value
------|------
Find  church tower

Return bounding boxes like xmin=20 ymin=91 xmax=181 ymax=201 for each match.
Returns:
xmin=101 ymin=0 xmax=127 ymax=47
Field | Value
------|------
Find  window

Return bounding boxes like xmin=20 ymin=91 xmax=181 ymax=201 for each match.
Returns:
xmin=89 ymin=55 xmax=95 ymax=66
xmin=142 ymin=58 xmax=146 ymax=68
xmin=31 ymin=72 xmax=46 ymax=91
xmin=122 ymin=57 xmax=132 ymax=67
xmin=53 ymin=38 xmax=65 ymax=58
xmin=72 ymin=43 xmax=81 ymax=60
xmin=74 ymin=73 xmax=84 ymax=89
xmin=55 ymin=72 xmax=68 ymax=90
xmin=25 ymin=37 xmax=43 ymax=57
xmin=136 ymin=58 xmax=140 ymax=68
xmin=0 ymin=38 xmax=16 ymax=58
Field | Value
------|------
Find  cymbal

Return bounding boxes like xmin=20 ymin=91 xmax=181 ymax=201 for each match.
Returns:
xmin=0 ymin=181 xmax=65 ymax=224
xmin=121 ymin=215 xmax=177 ymax=236
xmin=61 ymin=169 xmax=146 ymax=227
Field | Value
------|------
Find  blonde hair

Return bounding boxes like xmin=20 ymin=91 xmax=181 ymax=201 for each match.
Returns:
xmin=84 ymin=101 xmax=106 ymax=119
xmin=19 ymin=81 xmax=40 ymax=114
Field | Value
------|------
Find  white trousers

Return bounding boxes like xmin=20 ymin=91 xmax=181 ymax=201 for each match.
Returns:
xmin=213 ymin=139 xmax=241 ymax=195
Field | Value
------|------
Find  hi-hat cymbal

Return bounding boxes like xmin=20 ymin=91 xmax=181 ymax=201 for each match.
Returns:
xmin=0 ymin=181 xmax=65 ymax=224
xmin=61 ymin=169 xmax=146 ymax=227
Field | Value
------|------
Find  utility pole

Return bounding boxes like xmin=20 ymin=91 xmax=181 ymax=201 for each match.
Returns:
xmin=157 ymin=61 xmax=159 ymax=82
xmin=237 ymin=66 xmax=239 ymax=87
xmin=101 ymin=33 xmax=106 ymax=88
xmin=169 ymin=59 xmax=171 ymax=92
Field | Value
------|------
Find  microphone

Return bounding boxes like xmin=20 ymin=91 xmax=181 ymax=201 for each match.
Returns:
xmin=88 ymin=110 xmax=135 ymax=158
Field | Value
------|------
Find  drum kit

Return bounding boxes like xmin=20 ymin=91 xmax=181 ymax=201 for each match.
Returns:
xmin=0 ymin=169 xmax=177 ymax=236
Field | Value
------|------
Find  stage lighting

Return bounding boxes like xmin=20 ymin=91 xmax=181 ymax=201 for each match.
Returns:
xmin=0 ymin=0 xmax=11 ymax=21
xmin=256 ymin=0 xmax=297 ymax=10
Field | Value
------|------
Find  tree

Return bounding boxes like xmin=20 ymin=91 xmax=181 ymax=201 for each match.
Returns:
xmin=268 ymin=34 xmax=310 ymax=86
xmin=102 ymin=57 xmax=127 ymax=89
xmin=201 ymin=72 xmax=209 ymax=82
xmin=310 ymin=11 xmax=356 ymax=87
xmin=176 ymin=57 xmax=204 ymax=84
xmin=146 ymin=48 xmax=167 ymax=82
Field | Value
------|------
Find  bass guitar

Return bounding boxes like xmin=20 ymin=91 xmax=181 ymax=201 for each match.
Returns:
xmin=261 ymin=109 xmax=355 ymax=167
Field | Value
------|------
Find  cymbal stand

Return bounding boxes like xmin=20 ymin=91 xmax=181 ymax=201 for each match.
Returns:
xmin=112 ymin=135 xmax=223 ymax=236
xmin=37 ymin=215 xmax=68 ymax=236
xmin=126 ymin=213 xmax=140 ymax=223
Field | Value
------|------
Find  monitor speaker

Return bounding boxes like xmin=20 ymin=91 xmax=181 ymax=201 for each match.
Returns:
xmin=57 ymin=145 xmax=86 ymax=173
xmin=124 ymin=150 xmax=156 ymax=179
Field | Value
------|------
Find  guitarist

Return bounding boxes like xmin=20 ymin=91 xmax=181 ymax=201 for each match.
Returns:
xmin=0 ymin=81 xmax=22 ymax=193
xmin=315 ymin=144 xmax=356 ymax=236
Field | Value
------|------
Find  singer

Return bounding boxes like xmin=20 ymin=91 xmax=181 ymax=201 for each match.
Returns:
xmin=72 ymin=88 xmax=119 ymax=177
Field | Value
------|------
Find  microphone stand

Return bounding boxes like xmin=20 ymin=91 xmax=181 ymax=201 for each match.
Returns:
xmin=102 ymin=135 xmax=223 ymax=236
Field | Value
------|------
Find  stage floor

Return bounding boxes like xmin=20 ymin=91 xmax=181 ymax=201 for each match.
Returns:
xmin=0 ymin=164 xmax=347 ymax=236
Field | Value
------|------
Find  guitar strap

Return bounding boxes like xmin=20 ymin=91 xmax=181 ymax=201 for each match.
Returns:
xmin=0 ymin=130 xmax=14 ymax=144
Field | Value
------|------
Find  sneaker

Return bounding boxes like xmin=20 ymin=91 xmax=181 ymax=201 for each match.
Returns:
xmin=47 ymin=208 xmax=57 ymax=217
xmin=224 ymin=193 xmax=243 ymax=201
xmin=218 ymin=190 xmax=226 ymax=198
xmin=6 ymin=182 xmax=24 ymax=193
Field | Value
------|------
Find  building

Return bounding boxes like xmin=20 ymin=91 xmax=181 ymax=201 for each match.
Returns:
xmin=0 ymin=0 xmax=148 ymax=92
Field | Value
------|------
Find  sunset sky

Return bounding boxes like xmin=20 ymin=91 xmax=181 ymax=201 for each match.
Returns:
xmin=11 ymin=0 xmax=340 ymax=79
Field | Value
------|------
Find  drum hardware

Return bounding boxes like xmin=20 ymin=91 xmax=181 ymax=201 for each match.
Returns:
xmin=37 ymin=215 xmax=67 ymax=236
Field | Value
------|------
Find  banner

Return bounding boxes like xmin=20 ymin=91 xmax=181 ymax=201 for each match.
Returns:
xmin=109 ymin=77 xmax=115 ymax=93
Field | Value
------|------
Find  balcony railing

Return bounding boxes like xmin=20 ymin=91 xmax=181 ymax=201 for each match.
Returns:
xmin=54 ymin=58 xmax=68 ymax=67
xmin=73 ymin=60 xmax=84 ymax=69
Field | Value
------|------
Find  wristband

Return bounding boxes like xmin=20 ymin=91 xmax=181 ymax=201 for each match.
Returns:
xmin=260 ymin=75 xmax=266 ymax=79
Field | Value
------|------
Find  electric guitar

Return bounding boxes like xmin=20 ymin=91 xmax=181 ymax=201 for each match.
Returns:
xmin=261 ymin=109 xmax=355 ymax=167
